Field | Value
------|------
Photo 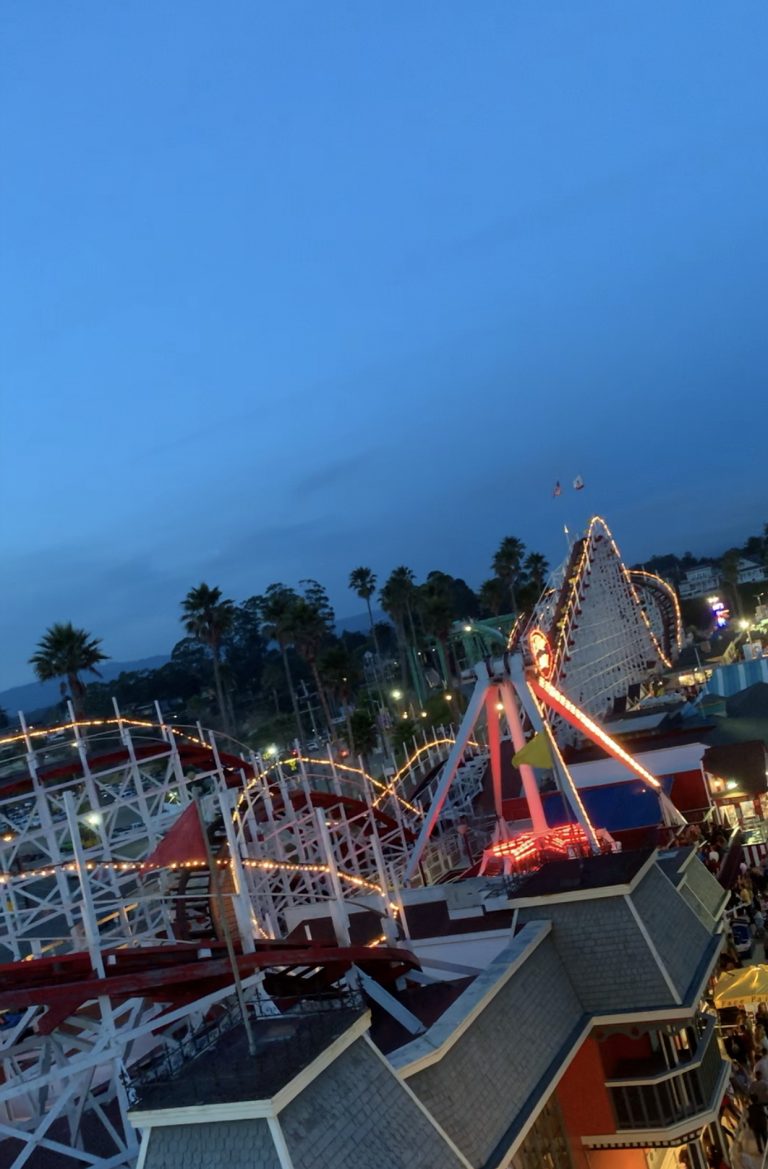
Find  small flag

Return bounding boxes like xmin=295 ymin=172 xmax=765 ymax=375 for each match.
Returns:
xmin=512 ymin=731 xmax=553 ymax=769
xmin=573 ymin=475 xmax=585 ymax=491
xmin=144 ymin=803 xmax=208 ymax=869
xmin=553 ymin=481 xmax=562 ymax=497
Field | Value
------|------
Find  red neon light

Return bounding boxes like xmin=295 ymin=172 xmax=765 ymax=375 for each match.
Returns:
xmin=529 ymin=675 xmax=662 ymax=792
xmin=482 ymin=824 xmax=609 ymax=877
xmin=529 ymin=627 xmax=554 ymax=680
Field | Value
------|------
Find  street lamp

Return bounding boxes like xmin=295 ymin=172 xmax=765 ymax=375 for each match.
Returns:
xmin=391 ymin=689 xmax=403 ymax=702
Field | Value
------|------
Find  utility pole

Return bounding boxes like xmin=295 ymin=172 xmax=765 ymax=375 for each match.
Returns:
xmin=194 ymin=798 xmax=257 ymax=1056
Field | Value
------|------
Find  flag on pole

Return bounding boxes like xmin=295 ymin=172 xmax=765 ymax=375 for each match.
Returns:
xmin=573 ymin=475 xmax=585 ymax=491
xmin=512 ymin=732 xmax=553 ymax=769
xmin=553 ymin=481 xmax=562 ymax=497
xmin=143 ymin=802 xmax=208 ymax=869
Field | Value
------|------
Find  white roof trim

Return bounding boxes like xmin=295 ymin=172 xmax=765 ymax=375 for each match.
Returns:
xmin=392 ymin=922 xmax=551 ymax=1076
xmin=508 ymin=850 xmax=658 ymax=909
xmin=363 ymin=1036 xmax=474 ymax=1169
xmin=582 ymin=1062 xmax=729 ymax=1147
xmin=128 ymin=1012 xmax=371 ymax=1129
xmin=623 ymin=893 xmax=681 ymax=1004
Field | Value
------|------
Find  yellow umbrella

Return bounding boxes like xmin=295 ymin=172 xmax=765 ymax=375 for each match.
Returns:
xmin=714 ymin=965 xmax=768 ymax=1007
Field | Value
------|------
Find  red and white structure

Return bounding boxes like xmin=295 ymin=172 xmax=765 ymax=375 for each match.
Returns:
xmin=525 ymin=516 xmax=682 ymax=743
xmin=403 ymin=626 xmax=685 ymax=883
xmin=0 ymin=516 xmax=687 ymax=1169
xmin=0 ymin=714 xmax=422 ymax=1169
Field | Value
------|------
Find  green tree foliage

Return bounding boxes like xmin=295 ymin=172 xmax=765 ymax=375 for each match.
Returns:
xmin=392 ymin=718 xmax=417 ymax=753
xmin=720 ymin=548 xmax=744 ymax=617
xmin=180 ymin=583 xmax=235 ymax=735
xmin=517 ymin=551 xmax=550 ymax=611
xmin=287 ymin=580 xmax=337 ymax=737
xmin=253 ymin=584 xmax=305 ymax=743
xmin=0 ymin=707 xmax=9 ymax=730
xmin=348 ymin=708 xmax=378 ymax=760
xmin=348 ymin=567 xmax=377 ymax=629
xmin=478 ymin=577 xmax=507 ymax=617
xmin=29 ymin=622 xmax=108 ymax=719
xmin=523 ymin=551 xmax=549 ymax=595
xmin=492 ymin=536 xmax=526 ymax=613
xmin=349 ymin=565 xmax=384 ymax=689
xmin=318 ymin=641 xmax=360 ymax=747
xmin=419 ymin=573 xmax=457 ymax=686
xmin=220 ymin=597 xmax=267 ymax=709
xmin=380 ymin=566 xmax=419 ymax=691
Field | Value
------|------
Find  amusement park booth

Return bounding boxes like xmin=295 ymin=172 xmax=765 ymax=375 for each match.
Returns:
xmin=702 ymin=740 xmax=768 ymax=831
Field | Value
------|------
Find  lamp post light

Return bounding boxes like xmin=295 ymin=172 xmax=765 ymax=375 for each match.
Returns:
xmin=739 ymin=618 xmax=753 ymax=645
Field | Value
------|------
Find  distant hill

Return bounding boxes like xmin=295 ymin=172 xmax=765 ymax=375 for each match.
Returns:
xmin=336 ymin=609 xmax=387 ymax=635
xmin=0 ymin=656 xmax=169 ymax=718
xmin=0 ymin=614 xmax=390 ymax=719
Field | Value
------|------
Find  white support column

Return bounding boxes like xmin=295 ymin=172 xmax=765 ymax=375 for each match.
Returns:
xmin=326 ymin=743 xmax=342 ymax=798
xmin=484 ymin=689 xmax=504 ymax=827
xmin=68 ymin=702 xmax=108 ymax=855
xmin=153 ymin=701 xmax=170 ymax=743
xmin=314 ymin=809 xmax=351 ymax=948
xmin=216 ymin=788 xmax=256 ymax=954
xmin=63 ymin=792 xmax=105 ymax=979
xmin=367 ymin=812 xmax=404 ymax=940
xmin=113 ymin=698 xmax=156 ymax=848
xmin=18 ymin=711 xmax=77 ymax=941
xmin=167 ymin=727 xmax=191 ymax=806
xmin=403 ymin=672 xmax=490 ymax=882
xmin=295 ymin=742 xmax=316 ymax=794
xmin=498 ymin=679 xmax=549 ymax=837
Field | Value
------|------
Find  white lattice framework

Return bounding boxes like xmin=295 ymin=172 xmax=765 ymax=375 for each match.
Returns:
xmin=529 ymin=516 xmax=682 ymax=743
xmin=0 ymin=715 xmax=427 ymax=1169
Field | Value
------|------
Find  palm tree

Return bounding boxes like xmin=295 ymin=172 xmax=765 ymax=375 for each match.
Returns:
xmin=523 ymin=551 xmax=549 ymax=597
xmin=288 ymin=588 xmax=335 ymax=738
xmin=180 ymin=583 xmax=235 ymax=735
xmin=380 ymin=566 xmax=420 ymax=695
xmin=479 ymin=577 xmax=507 ymax=617
xmin=492 ymin=536 xmax=526 ymax=614
xmin=319 ymin=642 xmax=360 ymax=749
xmin=30 ymin=622 xmax=108 ymax=720
xmin=348 ymin=567 xmax=380 ymax=655
xmin=254 ymin=584 xmax=305 ymax=743
xmin=420 ymin=574 xmax=456 ymax=687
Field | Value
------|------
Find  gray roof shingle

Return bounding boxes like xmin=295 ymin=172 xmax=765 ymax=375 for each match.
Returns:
xmin=144 ymin=1120 xmax=281 ymax=1169
xmin=281 ymin=1037 xmax=464 ymax=1169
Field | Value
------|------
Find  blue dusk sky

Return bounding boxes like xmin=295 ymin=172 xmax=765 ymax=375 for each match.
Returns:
xmin=1 ymin=3 xmax=767 ymax=689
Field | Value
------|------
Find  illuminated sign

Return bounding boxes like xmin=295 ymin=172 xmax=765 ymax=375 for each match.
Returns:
xmin=528 ymin=627 xmax=553 ymax=679
xmin=711 ymin=599 xmax=730 ymax=629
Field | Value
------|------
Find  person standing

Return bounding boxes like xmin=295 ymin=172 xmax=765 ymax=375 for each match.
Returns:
xmin=750 ymin=1068 xmax=768 ymax=1106
xmin=747 ymin=1091 xmax=768 ymax=1153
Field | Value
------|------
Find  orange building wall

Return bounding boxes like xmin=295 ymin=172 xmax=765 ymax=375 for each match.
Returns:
xmin=598 ymin=1030 xmax=654 ymax=1078
xmin=587 ymin=1149 xmax=649 ymax=1169
xmin=556 ymin=1036 xmax=619 ymax=1169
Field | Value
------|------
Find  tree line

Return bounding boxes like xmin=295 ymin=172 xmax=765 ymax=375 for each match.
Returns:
xmin=638 ymin=524 xmax=768 ymax=588
xmin=22 ymin=535 xmax=551 ymax=755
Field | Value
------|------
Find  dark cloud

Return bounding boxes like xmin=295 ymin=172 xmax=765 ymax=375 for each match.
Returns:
xmin=291 ymin=451 xmax=380 ymax=500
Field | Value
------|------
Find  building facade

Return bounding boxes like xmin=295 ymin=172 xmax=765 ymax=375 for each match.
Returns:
xmin=130 ymin=848 xmax=729 ymax=1169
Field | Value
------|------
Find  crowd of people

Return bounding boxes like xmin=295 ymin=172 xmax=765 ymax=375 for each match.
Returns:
xmin=722 ymin=1008 xmax=768 ymax=1163
xmin=715 ymin=855 xmax=768 ymax=1168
